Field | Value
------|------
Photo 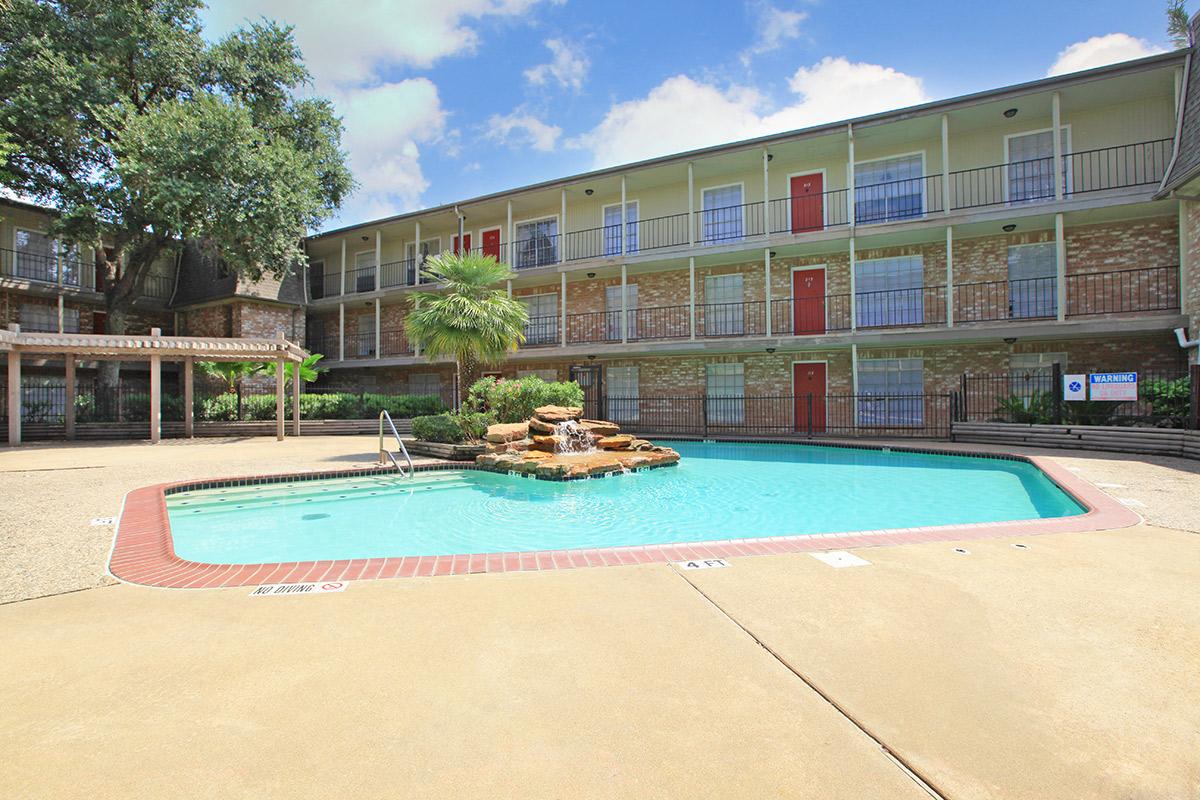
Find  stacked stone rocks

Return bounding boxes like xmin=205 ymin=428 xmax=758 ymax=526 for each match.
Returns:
xmin=476 ymin=405 xmax=680 ymax=480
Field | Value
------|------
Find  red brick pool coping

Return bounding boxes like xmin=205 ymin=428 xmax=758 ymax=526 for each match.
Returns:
xmin=107 ymin=448 xmax=1141 ymax=590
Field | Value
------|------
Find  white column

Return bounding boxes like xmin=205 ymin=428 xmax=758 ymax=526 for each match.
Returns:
xmin=687 ymin=162 xmax=695 ymax=247
xmin=374 ymin=230 xmax=382 ymax=291
xmin=414 ymin=221 xmax=422 ymax=284
xmin=506 ymin=201 xmax=514 ymax=266
xmin=374 ymin=297 xmax=381 ymax=359
xmin=688 ymin=257 xmax=696 ymax=340
xmin=340 ymin=238 xmax=347 ymax=295
xmin=945 ymin=226 xmax=955 ymax=328
xmin=764 ymin=248 xmax=772 ymax=337
xmin=560 ymin=189 xmax=567 ymax=263
xmin=6 ymin=349 xmax=19 ymax=445
xmin=414 ymin=297 xmax=422 ymax=357
xmin=506 ymin=279 xmax=512 ymax=298
xmin=851 ymin=343 xmax=860 ymax=426
xmin=560 ymin=272 xmax=567 ymax=347
xmin=847 ymin=123 xmax=856 ymax=228
xmin=762 ymin=148 xmax=770 ymax=235
xmin=1055 ymin=213 xmax=1066 ymax=322
xmin=149 ymin=351 xmax=161 ymax=444
xmin=620 ymin=176 xmax=627 ymax=256
xmin=849 ymin=237 xmax=857 ymax=332
xmin=183 ymin=356 xmax=194 ymax=438
xmin=275 ymin=356 xmax=285 ymax=441
xmin=941 ymin=114 xmax=951 ymax=215
xmin=620 ymin=264 xmax=628 ymax=344
xmin=64 ymin=354 xmax=76 ymax=440
xmin=338 ymin=302 xmax=345 ymax=361
xmin=57 ymin=294 xmax=64 ymax=333
xmin=1052 ymin=92 xmax=1063 ymax=202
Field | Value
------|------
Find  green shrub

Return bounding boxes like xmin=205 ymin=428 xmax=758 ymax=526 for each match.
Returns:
xmin=1142 ymin=376 xmax=1191 ymax=420
xmin=412 ymin=413 xmax=465 ymax=443
xmin=465 ymin=376 xmax=584 ymax=423
xmin=454 ymin=410 xmax=495 ymax=441
xmin=992 ymin=390 xmax=1053 ymax=424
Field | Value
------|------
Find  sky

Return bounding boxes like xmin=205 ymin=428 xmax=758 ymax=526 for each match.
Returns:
xmin=200 ymin=0 xmax=1190 ymax=232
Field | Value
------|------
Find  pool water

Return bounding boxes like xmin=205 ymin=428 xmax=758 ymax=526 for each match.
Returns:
xmin=165 ymin=442 xmax=1085 ymax=564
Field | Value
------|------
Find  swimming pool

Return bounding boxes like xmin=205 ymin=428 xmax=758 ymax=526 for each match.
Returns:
xmin=165 ymin=441 xmax=1085 ymax=565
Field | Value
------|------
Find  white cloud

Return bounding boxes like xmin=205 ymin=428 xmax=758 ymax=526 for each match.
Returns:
xmin=524 ymin=38 xmax=590 ymax=91
xmin=570 ymin=57 xmax=929 ymax=168
xmin=486 ymin=111 xmax=563 ymax=152
xmin=740 ymin=2 xmax=807 ymax=66
xmin=1047 ymin=33 xmax=1167 ymax=77
xmin=334 ymin=79 xmax=448 ymax=219
xmin=203 ymin=0 xmax=557 ymax=89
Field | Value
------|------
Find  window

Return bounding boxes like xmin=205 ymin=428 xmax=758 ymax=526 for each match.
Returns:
xmin=605 ymin=284 xmax=638 ymax=340
xmin=18 ymin=303 xmax=56 ymax=332
xmin=1011 ymin=352 xmax=1067 ymax=370
xmin=855 ymin=256 xmax=924 ymax=328
xmin=856 ymin=358 xmax=924 ymax=425
xmin=1007 ymin=243 xmax=1057 ymax=319
xmin=408 ymin=373 xmax=442 ymax=396
xmin=704 ymin=274 xmax=744 ymax=336
xmin=520 ymin=293 xmax=559 ymax=345
xmin=13 ymin=229 xmax=57 ymax=282
xmin=606 ymin=366 xmax=639 ymax=422
xmin=405 ymin=238 xmax=440 ymax=284
xmin=854 ymin=154 xmax=925 ymax=224
xmin=354 ymin=250 xmax=376 ymax=293
xmin=706 ymin=363 xmax=745 ymax=424
xmin=355 ymin=314 xmax=375 ymax=357
xmin=603 ymin=202 xmax=639 ymax=256
xmin=701 ymin=184 xmax=744 ymax=243
xmin=1006 ymin=128 xmax=1070 ymax=203
xmin=516 ymin=368 xmax=559 ymax=381
xmin=514 ymin=218 xmax=558 ymax=268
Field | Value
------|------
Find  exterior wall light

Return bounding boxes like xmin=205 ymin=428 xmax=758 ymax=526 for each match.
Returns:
xmin=584 ymin=188 xmax=594 ymax=195
xmin=765 ymin=347 xmax=776 ymax=353
xmin=1002 ymin=224 xmax=1017 ymax=232
xmin=587 ymin=272 xmax=596 ymax=278
xmin=1003 ymin=108 xmax=1018 ymax=118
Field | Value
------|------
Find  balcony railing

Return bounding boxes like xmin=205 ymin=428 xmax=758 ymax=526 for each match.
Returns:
xmin=141 ymin=273 xmax=174 ymax=300
xmin=380 ymin=328 xmax=413 ymax=356
xmin=0 ymin=246 xmax=89 ymax=288
xmin=344 ymin=331 xmax=377 ymax=359
xmin=304 ymin=139 xmax=1173 ymax=298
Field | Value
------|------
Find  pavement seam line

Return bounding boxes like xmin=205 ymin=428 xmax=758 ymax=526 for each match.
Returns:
xmin=668 ymin=562 xmax=949 ymax=800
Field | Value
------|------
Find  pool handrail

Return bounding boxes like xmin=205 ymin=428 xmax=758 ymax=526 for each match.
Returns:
xmin=378 ymin=410 xmax=415 ymax=478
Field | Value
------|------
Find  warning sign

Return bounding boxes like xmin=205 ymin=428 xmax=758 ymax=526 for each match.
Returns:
xmin=249 ymin=581 xmax=348 ymax=596
xmin=1089 ymin=372 xmax=1138 ymax=402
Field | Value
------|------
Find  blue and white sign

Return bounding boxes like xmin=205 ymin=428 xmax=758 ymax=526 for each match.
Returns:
xmin=1063 ymin=374 xmax=1087 ymax=401
xmin=1089 ymin=372 xmax=1138 ymax=402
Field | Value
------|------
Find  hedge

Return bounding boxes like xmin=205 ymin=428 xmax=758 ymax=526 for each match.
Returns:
xmin=72 ymin=391 xmax=446 ymax=423
xmin=465 ymin=376 xmax=584 ymax=423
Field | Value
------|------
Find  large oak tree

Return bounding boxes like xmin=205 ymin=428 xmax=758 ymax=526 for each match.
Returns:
xmin=0 ymin=0 xmax=353 ymax=387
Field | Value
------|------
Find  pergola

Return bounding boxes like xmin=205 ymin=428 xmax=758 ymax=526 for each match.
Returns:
xmin=1 ymin=325 xmax=308 ymax=445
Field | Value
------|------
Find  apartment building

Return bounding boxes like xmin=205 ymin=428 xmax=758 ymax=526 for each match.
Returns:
xmin=302 ymin=51 xmax=1194 ymax=429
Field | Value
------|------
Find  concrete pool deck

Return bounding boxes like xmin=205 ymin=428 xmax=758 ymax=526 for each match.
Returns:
xmin=2 ymin=436 xmax=1199 ymax=797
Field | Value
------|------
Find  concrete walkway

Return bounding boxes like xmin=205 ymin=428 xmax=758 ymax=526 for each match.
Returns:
xmin=1 ymin=436 xmax=1198 ymax=797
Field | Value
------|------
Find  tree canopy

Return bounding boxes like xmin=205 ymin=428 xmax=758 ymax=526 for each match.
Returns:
xmin=0 ymin=0 xmax=353 ymax=336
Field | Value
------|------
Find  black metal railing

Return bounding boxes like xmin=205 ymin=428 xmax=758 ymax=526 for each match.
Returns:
xmin=1067 ymin=139 xmax=1173 ymax=195
xmin=854 ymin=174 xmax=943 ymax=225
xmin=767 ymin=187 xmax=851 ymax=234
xmin=1064 ymin=265 xmax=1179 ymax=316
xmin=379 ymin=328 xmax=413 ymax=356
xmin=0 ymin=246 xmax=90 ymax=287
xmin=697 ymin=200 xmax=766 ymax=244
xmin=141 ymin=273 xmax=173 ymax=299
xmin=697 ymin=300 xmax=767 ymax=337
xmin=635 ymin=212 xmax=691 ymax=251
xmin=960 ymin=366 xmax=1190 ymax=427
xmin=769 ymin=295 xmax=853 ymax=335
xmin=513 ymin=234 xmax=560 ymax=269
xmin=380 ymin=259 xmax=414 ymax=289
xmin=953 ymin=276 xmax=1059 ymax=323
xmin=522 ymin=314 xmax=561 ymax=346
xmin=854 ymin=285 xmax=947 ymax=329
xmin=322 ymin=271 xmax=343 ymax=297
xmin=344 ymin=331 xmax=377 ymax=359
xmin=589 ymin=394 xmax=952 ymax=438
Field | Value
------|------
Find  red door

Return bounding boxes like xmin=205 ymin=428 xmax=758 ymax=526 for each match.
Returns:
xmin=452 ymin=233 xmax=472 ymax=255
xmin=790 ymin=173 xmax=824 ymax=233
xmin=792 ymin=268 xmax=826 ymax=335
xmin=793 ymin=362 xmax=826 ymax=433
xmin=481 ymin=228 xmax=502 ymax=261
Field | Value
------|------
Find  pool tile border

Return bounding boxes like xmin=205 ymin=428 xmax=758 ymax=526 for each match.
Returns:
xmin=107 ymin=444 xmax=1141 ymax=590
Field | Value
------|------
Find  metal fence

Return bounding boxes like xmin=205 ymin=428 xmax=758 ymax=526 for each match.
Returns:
xmin=960 ymin=366 xmax=1193 ymax=427
xmin=583 ymin=394 xmax=954 ymax=439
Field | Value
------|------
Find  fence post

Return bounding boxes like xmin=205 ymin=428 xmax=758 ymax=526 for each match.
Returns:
xmin=959 ymin=372 xmax=968 ymax=421
xmin=1051 ymin=362 xmax=1063 ymax=425
xmin=806 ymin=393 xmax=813 ymax=438
xmin=1191 ymin=363 xmax=1199 ymax=431
xmin=236 ymin=384 xmax=243 ymax=422
xmin=701 ymin=396 xmax=709 ymax=437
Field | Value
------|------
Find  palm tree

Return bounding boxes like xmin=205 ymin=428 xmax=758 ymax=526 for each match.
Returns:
xmin=404 ymin=251 xmax=528 ymax=394
xmin=195 ymin=360 xmax=267 ymax=393
xmin=264 ymin=353 xmax=327 ymax=385
xmin=1168 ymin=0 xmax=1194 ymax=48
